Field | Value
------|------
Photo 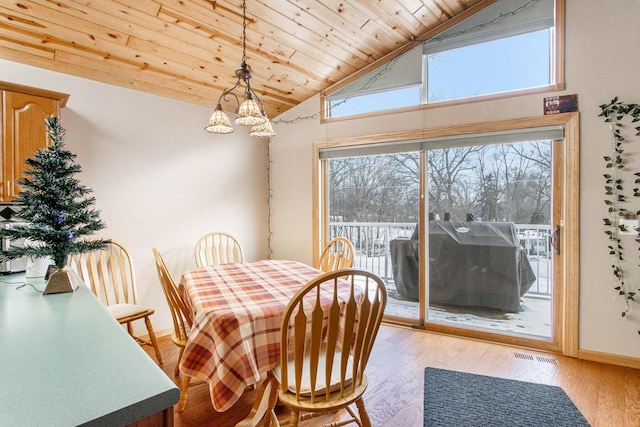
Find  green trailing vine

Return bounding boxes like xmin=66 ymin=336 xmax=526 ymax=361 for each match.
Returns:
xmin=599 ymin=97 xmax=640 ymax=319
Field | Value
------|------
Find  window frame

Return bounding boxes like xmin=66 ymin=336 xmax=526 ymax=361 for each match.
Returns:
xmin=312 ymin=112 xmax=580 ymax=356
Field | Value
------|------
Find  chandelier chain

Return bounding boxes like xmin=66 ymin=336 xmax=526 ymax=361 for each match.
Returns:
xmin=241 ymin=0 xmax=247 ymax=65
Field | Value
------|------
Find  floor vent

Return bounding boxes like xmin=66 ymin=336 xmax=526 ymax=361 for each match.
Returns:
xmin=536 ymin=356 xmax=558 ymax=365
xmin=514 ymin=352 xmax=535 ymax=360
xmin=513 ymin=352 xmax=558 ymax=365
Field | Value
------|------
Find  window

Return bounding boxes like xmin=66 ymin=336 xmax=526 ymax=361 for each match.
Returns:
xmin=328 ymin=85 xmax=421 ymax=118
xmin=324 ymin=0 xmax=561 ymax=119
xmin=426 ymin=29 xmax=551 ymax=103
xmin=326 ymin=45 xmax=423 ymax=118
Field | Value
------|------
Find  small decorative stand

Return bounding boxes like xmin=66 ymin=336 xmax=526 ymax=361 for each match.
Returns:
xmin=44 ymin=268 xmax=83 ymax=295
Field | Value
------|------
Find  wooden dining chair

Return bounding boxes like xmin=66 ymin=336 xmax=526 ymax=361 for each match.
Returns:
xmin=152 ymin=247 xmax=204 ymax=413
xmin=69 ymin=240 xmax=163 ymax=365
xmin=316 ymin=237 xmax=355 ymax=273
xmin=194 ymin=231 xmax=245 ymax=267
xmin=236 ymin=268 xmax=387 ymax=427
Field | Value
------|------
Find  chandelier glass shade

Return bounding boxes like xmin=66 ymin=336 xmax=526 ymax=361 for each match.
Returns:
xmin=249 ymin=111 xmax=276 ymax=137
xmin=205 ymin=0 xmax=275 ymax=138
xmin=235 ymin=95 xmax=265 ymax=127
xmin=205 ymin=104 xmax=234 ymax=134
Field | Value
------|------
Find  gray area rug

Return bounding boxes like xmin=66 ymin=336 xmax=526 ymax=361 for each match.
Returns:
xmin=424 ymin=367 xmax=590 ymax=427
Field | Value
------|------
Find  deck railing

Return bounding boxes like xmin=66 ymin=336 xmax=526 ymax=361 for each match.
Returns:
xmin=329 ymin=221 xmax=552 ymax=296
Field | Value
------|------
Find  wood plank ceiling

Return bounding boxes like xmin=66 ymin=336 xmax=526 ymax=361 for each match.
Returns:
xmin=0 ymin=0 xmax=485 ymax=118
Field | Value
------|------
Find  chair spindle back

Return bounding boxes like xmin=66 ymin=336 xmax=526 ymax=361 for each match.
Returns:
xmin=279 ymin=268 xmax=386 ymax=404
xmin=316 ymin=237 xmax=355 ymax=273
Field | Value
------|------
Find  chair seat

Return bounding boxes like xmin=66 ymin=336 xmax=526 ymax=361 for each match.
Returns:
xmin=107 ymin=303 xmax=154 ymax=322
xmin=274 ymin=345 xmax=354 ymax=396
xmin=275 ymin=346 xmax=369 ymax=413
xmin=277 ymin=378 xmax=369 ymax=412
xmin=171 ymin=330 xmax=189 ymax=348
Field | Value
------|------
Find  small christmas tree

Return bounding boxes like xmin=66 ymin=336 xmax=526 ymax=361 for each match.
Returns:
xmin=0 ymin=116 xmax=109 ymax=269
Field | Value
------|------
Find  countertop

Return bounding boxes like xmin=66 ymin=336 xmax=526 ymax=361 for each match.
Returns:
xmin=0 ymin=273 xmax=179 ymax=426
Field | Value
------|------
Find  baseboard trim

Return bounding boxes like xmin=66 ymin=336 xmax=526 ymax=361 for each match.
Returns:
xmin=135 ymin=327 xmax=173 ymax=341
xmin=152 ymin=327 xmax=174 ymax=338
xmin=578 ymin=349 xmax=640 ymax=369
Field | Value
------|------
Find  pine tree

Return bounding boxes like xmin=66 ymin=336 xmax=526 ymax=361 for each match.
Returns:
xmin=0 ymin=116 xmax=108 ymax=268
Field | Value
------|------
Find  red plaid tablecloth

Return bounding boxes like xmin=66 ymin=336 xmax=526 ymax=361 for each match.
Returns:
xmin=178 ymin=259 xmax=327 ymax=412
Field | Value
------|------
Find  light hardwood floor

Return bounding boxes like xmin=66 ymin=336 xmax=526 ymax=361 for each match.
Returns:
xmin=144 ymin=324 xmax=640 ymax=427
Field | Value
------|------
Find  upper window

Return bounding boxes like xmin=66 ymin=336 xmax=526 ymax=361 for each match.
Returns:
xmin=328 ymin=85 xmax=422 ymax=118
xmin=426 ymin=29 xmax=550 ymax=103
xmin=324 ymin=0 xmax=559 ymax=119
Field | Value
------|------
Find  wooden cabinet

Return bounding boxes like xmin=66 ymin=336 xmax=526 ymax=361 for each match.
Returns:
xmin=0 ymin=82 xmax=69 ymax=201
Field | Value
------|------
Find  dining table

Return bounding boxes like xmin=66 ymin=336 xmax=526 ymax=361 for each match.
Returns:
xmin=177 ymin=259 xmax=354 ymax=412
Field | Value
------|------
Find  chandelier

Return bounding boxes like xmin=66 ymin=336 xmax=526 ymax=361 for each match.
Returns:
xmin=205 ymin=0 xmax=275 ymax=137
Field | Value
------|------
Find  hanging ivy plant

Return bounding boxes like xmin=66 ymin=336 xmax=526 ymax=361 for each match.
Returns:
xmin=599 ymin=97 xmax=640 ymax=319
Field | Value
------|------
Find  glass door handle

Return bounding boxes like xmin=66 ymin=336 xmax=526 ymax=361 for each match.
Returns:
xmin=550 ymin=225 xmax=560 ymax=255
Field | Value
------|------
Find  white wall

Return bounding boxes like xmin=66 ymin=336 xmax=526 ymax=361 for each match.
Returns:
xmin=270 ymin=0 xmax=640 ymax=359
xmin=0 ymin=61 xmax=270 ymax=335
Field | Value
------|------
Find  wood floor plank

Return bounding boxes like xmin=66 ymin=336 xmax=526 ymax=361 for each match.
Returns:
xmin=626 ymin=372 xmax=640 ymax=427
xmin=142 ymin=324 xmax=640 ymax=427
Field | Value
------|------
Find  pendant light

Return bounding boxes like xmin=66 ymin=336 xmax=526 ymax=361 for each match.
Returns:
xmin=249 ymin=109 xmax=276 ymax=137
xmin=205 ymin=0 xmax=275 ymax=137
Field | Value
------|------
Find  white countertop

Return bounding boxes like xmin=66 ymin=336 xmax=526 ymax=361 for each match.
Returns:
xmin=0 ymin=273 xmax=179 ymax=426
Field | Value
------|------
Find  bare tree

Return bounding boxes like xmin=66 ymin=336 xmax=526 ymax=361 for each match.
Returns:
xmin=328 ymin=141 xmax=551 ymax=226
xmin=474 ymin=142 xmax=551 ymax=223
xmin=427 ymin=146 xmax=484 ymax=219
xmin=329 ymin=154 xmax=419 ymax=222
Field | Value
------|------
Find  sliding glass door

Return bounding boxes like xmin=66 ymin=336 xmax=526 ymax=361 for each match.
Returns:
xmin=425 ymin=141 xmax=553 ymax=340
xmin=315 ymin=114 xmax=579 ymax=353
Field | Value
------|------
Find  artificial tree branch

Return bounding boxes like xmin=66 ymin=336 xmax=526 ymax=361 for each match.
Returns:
xmin=0 ymin=116 xmax=109 ymax=268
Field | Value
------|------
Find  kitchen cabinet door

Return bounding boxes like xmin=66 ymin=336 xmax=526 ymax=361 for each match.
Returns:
xmin=1 ymin=90 xmax=61 ymax=201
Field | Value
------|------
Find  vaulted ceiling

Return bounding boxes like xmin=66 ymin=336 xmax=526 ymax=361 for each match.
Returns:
xmin=0 ymin=0 xmax=487 ymax=118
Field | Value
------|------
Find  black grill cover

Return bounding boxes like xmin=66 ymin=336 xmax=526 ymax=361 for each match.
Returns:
xmin=391 ymin=220 xmax=537 ymax=313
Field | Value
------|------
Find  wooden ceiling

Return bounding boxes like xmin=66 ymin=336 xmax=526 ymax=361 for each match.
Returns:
xmin=0 ymin=0 xmax=487 ymax=118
